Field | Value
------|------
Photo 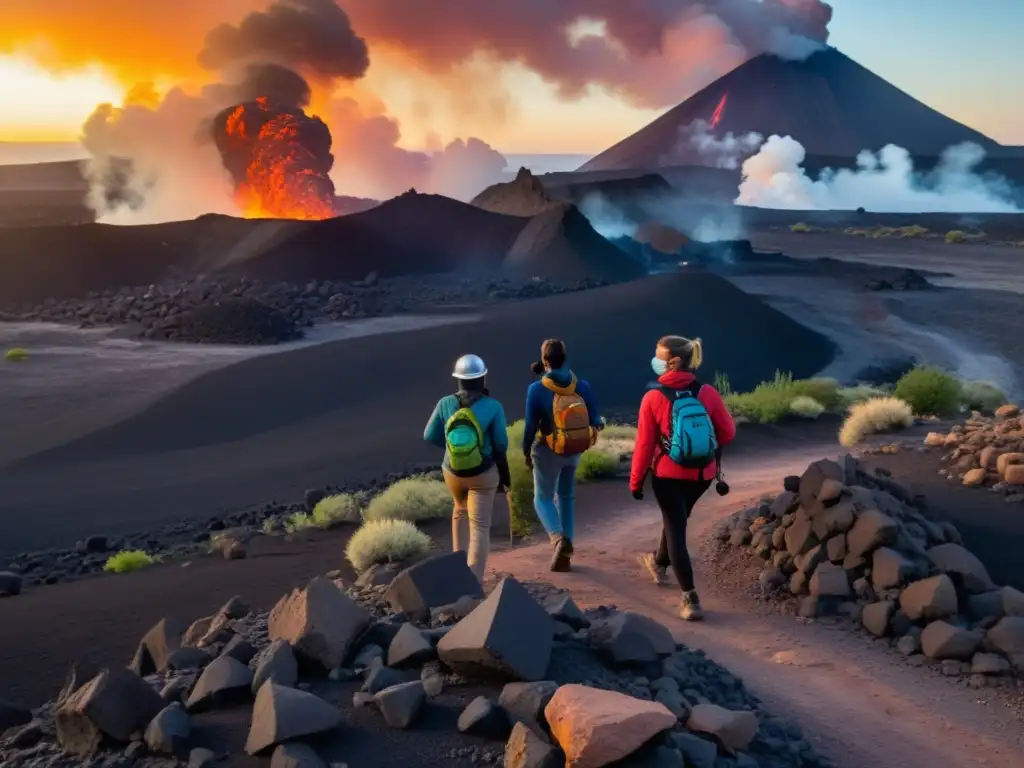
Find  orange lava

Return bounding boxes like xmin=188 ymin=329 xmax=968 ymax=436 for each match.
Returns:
xmin=709 ymin=93 xmax=728 ymax=129
xmin=223 ymin=98 xmax=335 ymax=220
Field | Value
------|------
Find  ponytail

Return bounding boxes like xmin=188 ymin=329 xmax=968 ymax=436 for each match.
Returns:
xmin=657 ymin=335 xmax=703 ymax=371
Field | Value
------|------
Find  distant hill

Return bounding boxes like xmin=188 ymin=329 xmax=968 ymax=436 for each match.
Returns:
xmin=583 ymin=47 xmax=1009 ymax=172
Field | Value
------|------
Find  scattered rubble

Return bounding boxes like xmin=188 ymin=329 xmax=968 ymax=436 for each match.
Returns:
xmin=1 ymin=558 xmax=827 ymax=767
xmin=716 ymin=454 xmax=1024 ymax=688
xmin=924 ymin=406 xmax=1024 ymax=503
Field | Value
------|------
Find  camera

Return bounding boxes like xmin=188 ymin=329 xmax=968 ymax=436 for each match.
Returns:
xmin=715 ymin=480 xmax=730 ymax=496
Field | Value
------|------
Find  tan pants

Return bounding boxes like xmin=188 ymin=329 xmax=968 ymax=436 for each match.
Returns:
xmin=443 ymin=465 xmax=499 ymax=583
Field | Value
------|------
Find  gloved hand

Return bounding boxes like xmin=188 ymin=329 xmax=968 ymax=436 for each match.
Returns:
xmin=631 ymin=488 xmax=644 ymax=501
xmin=524 ymin=454 xmax=534 ymax=471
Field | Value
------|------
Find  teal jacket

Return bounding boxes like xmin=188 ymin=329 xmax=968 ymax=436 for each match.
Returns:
xmin=424 ymin=393 xmax=509 ymax=473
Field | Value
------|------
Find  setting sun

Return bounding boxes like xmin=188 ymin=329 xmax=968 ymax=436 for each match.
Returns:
xmin=0 ymin=54 xmax=123 ymax=142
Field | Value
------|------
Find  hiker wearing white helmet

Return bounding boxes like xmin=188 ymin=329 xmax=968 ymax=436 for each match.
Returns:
xmin=424 ymin=353 xmax=511 ymax=582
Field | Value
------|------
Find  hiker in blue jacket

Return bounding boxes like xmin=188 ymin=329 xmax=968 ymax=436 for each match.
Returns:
xmin=523 ymin=339 xmax=602 ymax=572
xmin=424 ymin=354 xmax=511 ymax=583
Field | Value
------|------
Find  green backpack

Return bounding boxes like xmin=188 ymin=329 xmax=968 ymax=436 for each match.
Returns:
xmin=445 ymin=399 xmax=486 ymax=473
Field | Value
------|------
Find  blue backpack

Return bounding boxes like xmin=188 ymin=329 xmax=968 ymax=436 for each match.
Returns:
xmin=657 ymin=383 xmax=718 ymax=474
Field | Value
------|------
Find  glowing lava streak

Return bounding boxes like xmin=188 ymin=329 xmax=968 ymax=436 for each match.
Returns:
xmin=220 ymin=98 xmax=336 ymax=220
xmin=709 ymin=93 xmax=728 ymax=129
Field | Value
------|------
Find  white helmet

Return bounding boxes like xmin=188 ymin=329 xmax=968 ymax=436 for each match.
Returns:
xmin=452 ymin=354 xmax=488 ymax=380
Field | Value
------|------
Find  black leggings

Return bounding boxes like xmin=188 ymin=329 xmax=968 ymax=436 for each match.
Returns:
xmin=652 ymin=476 xmax=712 ymax=593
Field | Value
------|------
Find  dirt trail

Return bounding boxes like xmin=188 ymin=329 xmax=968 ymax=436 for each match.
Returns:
xmin=488 ymin=447 xmax=1024 ymax=768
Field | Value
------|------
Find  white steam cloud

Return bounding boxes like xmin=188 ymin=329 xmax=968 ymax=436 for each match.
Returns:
xmin=736 ymin=136 xmax=1021 ymax=213
xmin=673 ymin=118 xmax=764 ymax=170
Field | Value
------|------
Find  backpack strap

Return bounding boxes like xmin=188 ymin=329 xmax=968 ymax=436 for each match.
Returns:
xmin=541 ymin=374 xmax=577 ymax=395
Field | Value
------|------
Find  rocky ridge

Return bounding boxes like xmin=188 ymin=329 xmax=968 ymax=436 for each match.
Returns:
xmin=0 ymin=553 xmax=827 ymax=768
xmin=715 ymin=454 xmax=1024 ymax=688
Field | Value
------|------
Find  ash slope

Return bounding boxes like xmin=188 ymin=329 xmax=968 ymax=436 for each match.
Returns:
xmin=583 ymin=47 xmax=1008 ymax=172
xmin=0 ymin=272 xmax=833 ymax=555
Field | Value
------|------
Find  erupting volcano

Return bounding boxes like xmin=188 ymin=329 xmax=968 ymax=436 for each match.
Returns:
xmin=709 ymin=93 xmax=728 ymax=129
xmin=213 ymin=97 xmax=337 ymax=220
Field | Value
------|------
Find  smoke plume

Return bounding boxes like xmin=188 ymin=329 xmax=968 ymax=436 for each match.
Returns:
xmin=736 ymin=136 xmax=1021 ymax=213
xmin=663 ymin=118 xmax=764 ymax=169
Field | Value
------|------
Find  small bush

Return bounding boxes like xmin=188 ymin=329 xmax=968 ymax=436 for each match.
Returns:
xmin=593 ymin=424 xmax=637 ymax=459
xmin=713 ymin=371 xmax=733 ymax=397
xmin=103 ymin=550 xmax=155 ymax=574
xmin=311 ymin=493 xmax=361 ymax=526
xmin=837 ymin=385 xmax=889 ymax=410
xmin=505 ymin=420 xmax=535 ymax=537
xmin=945 ymin=229 xmax=967 ymax=244
xmin=790 ymin=222 xmax=812 ymax=233
xmin=789 ymin=395 xmax=825 ymax=419
xmin=724 ymin=372 xmax=839 ymax=424
xmin=364 ymin=476 xmax=451 ymax=523
xmin=839 ymin=397 xmax=914 ymax=446
xmin=896 ymin=224 xmax=928 ymax=238
xmin=576 ymin=449 xmax=620 ymax=481
xmin=4 ymin=348 xmax=28 ymax=363
xmin=345 ymin=519 xmax=431 ymax=572
xmin=894 ymin=365 xmax=962 ymax=416
xmin=960 ymin=380 xmax=1008 ymax=414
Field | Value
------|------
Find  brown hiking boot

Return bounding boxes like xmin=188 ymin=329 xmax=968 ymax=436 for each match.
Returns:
xmin=637 ymin=553 xmax=668 ymax=586
xmin=680 ymin=590 xmax=704 ymax=621
xmin=550 ymin=535 xmax=572 ymax=572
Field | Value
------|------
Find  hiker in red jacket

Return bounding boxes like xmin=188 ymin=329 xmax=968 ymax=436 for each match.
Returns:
xmin=630 ymin=335 xmax=736 ymax=620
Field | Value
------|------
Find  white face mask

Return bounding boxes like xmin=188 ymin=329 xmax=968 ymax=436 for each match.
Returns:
xmin=651 ymin=357 xmax=668 ymax=376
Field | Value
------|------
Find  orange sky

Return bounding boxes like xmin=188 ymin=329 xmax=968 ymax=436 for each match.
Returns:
xmin=0 ymin=1 xmax=1020 ymax=153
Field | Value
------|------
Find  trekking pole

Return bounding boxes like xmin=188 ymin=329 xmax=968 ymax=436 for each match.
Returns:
xmin=506 ymin=490 xmax=514 ymax=545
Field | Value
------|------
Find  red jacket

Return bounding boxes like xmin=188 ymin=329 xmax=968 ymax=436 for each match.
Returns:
xmin=630 ymin=371 xmax=736 ymax=491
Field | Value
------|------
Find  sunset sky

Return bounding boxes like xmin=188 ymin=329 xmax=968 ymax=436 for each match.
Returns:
xmin=0 ymin=0 xmax=1021 ymax=155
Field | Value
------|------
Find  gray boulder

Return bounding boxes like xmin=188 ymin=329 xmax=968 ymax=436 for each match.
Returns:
xmin=504 ymin=721 xmax=561 ymax=768
xmin=987 ymin=617 xmax=1024 ymax=656
xmin=271 ymin=742 xmax=327 ymax=768
xmin=798 ymin=459 xmax=845 ymax=515
xmin=686 ymin=704 xmax=759 ymax=755
xmin=458 ymin=696 xmax=511 ymax=740
xmin=252 ymin=640 xmax=299 ymax=694
xmin=437 ymin=577 xmax=553 ymax=681
xmin=871 ymin=548 xmax=916 ymax=590
xmin=245 ymin=683 xmax=342 ymax=755
xmin=130 ymin=618 xmax=188 ymax=676
xmin=920 ymin=621 xmax=982 ymax=660
xmin=543 ymin=593 xmax=589 ymax=630
xmin=671 ymin=732 xmax=718 ymax=768
xmin=186 ymin=656 xmax=253 ymax=712
xmin=784 ymin=511 xmax=818 ymax=556
xmin=899 ymin=574 xmax=958 ymax=622
xmin=808 ymin=562 xmax=850 ymax=597
xmin=56 ymin=667 xmax=164 ymax=756
xmin=926 ymin=543 xmax=995 ymax=594
xmin=385 ymin=552 xmax=484 ymax=623
xmin=375 ymin=680 xmax=426 ymax=729
xmin=846 ymin=509 xmax=898 ymax=558
xmin=590 ymin=611 xmax=675 ymax=666
xmin=268 ymin=577 xmax=372 ymax=670
xmin=188 ymin=747 xmax=218 ymax=768
xmin=499 ymin=681 xmax=558 ymax=732
xmin=861 ymin=601 xmax=895 ymax=637
xmin=221 ymin=635 xmax=258 ymax=665
xmin=144 ymin=703 xmax=191 ymax=756
xmin=971 ymin=653 xmax=1011 ymax=675
xmin=0 ymin=571 xmax=23 ymax=597
xmin=387 ymin=623 xmax=436 ymax=668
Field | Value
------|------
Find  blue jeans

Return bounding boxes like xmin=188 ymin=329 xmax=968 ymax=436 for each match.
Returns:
xmin=531 ymin=442 xmax=581 ymax=541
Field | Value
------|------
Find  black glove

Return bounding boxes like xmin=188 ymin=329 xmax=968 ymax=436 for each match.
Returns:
xmin=631 ymin=488 xmax=644 ymax=501
xmin=494 ymin=452 xmax=512 ymax=492
xmin=524 ymin=454 xmax=533 ymax=471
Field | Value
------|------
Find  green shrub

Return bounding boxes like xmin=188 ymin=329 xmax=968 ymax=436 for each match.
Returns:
xmin=4 ymin=348 xmax=28 ymax=363
xmin=945 ymin=229 xmax=966 ymax=244
xmin=506 ymin=420 xmax=537 ymax=537
xmin=724 ymin=372 xmax=839 ymax=424
xmin=790 ymin=222 xmax=812 ymax=233
xmin=894 ymin=365 xmax=962 ymax=416
xmin=789 ymin=396 xmax=825 ymax=419
xmin=896 ymin=224 xmax=928 ymax=238
xmin=345 ymin=519 xmax=431 ymax=572
xmin=311 ymin=493 xmax=361 ymax=526
xmin=839 ymin=397 xmax=914 ymax=446
xmin=959 ymin=380 xmax=1008 ymax=414
xmin=576 ymin=449 xmax=620 ymax=481
xmin=103 ymin=550 xmax=155 ymax=574
xmin=364 ymin=476 xmax=451 ymax=523
xmin=713 ymin=371 xmax=733 ymax=397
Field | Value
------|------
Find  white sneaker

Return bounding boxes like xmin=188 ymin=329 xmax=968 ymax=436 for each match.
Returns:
xmin=680 ymin=590 xmax=704 ymax=621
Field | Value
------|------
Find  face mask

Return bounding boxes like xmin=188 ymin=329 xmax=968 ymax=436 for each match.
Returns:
xmin=651 ymin=357 xmax=668 ymax=376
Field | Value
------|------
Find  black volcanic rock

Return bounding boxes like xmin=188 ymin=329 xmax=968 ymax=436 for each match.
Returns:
xmin=160 ymin=297 xmax=303 ymax=345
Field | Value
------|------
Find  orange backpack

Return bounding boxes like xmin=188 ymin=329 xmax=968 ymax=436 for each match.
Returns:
xmin=542 ymin=374 xmax=595 ymax=456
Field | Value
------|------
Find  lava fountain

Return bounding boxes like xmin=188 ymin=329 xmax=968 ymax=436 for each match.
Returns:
xmin=709 ymin=93 xmax=728 ymax=129
xmin=213 ymin=97 xmax=336 ymax=220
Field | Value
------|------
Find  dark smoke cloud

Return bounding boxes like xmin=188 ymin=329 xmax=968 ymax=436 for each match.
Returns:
xmin=206 ymin=63 xmax=313 ymax=109
xmin=341 ymin=0 xmax=833 ymax=108
xmin=199 ymin=0 xmax=370 ymax=80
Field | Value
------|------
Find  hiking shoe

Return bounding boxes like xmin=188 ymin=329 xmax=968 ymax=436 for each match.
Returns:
xmin=562 ymin=538 xmax=574 ymax=556
xmin=551 ymin=536 xmax=572 ymax=572
xmin=637 ymin=553 xmax=668 ymax=586
xmin=680 ymin=590 xmax=704 ymax=621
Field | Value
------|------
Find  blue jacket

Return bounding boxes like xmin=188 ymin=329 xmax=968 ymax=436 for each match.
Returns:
xmin=424 ymin=392 xmax=509 ymax=473
xmin=522 ymin=366 xmax=601 ymax=456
